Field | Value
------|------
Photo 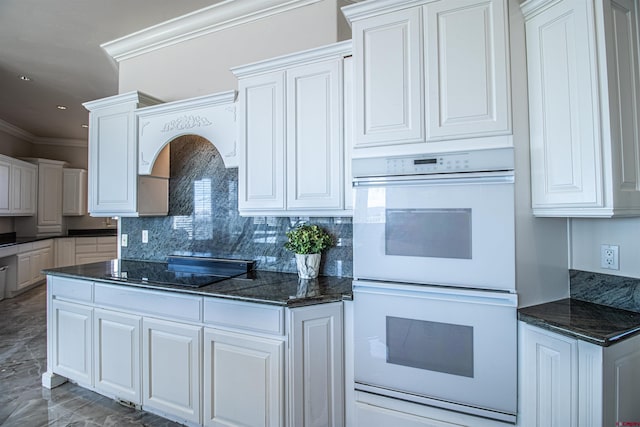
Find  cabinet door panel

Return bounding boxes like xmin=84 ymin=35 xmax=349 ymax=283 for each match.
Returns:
xmin=424 ymin=0 xmax=510 ymax=140
xmin=51 ymin=300 xmax=93 ymax=385
xmin=0 ymin=160 xmax=10 ymax=214
xmin=89 ymin=107 xmax=137 ymax=214
xmin=38 ymin=162 xmax=63 ymax=228
xmin=94 ymin=309 xmax=141 ymax=404
xmin=526 ymin=0 xmax=601 ymax=208
xmin=238 ymin=71 xmax=285 ymax=211
xmin=287 ymin=59 xmax=342 ymax=209
xmin=520 ymin=324 xmax=578 ymax=426
xmin=203 ymin=328 xmax=284 ymax=427
xmin=353 ymin=7 xmax=424 ymax=147
xmin=16 ymin=253 xmax=32 ymax=290
xmin=143 ymin=318 xmax=201 ymax=424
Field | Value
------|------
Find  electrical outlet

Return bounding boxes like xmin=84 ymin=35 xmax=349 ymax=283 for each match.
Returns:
xmin=121 ymin=234 xmax=128 ymax=247
xmin=142 ymin=230 xmax=148 ymax=244
xmin=600 ymin=244 xmax=619 ymax=270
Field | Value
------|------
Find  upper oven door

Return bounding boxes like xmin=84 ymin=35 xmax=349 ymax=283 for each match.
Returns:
xmin=353 ymin=171 xmax=515 ymax=291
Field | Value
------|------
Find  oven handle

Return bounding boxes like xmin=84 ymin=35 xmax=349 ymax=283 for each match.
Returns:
xmin=353 ymin=280 xmax=518 ymax=307
xmin=353 ymin=171 xmax=514 ymax=187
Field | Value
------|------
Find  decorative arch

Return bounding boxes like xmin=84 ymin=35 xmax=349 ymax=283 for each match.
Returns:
xmin=136 ymin=90 xmax=238 ymax=175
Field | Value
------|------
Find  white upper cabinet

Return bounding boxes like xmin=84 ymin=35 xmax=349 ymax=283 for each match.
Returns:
xmin=83 ymin=91 xmax=166 ymax=217
xmin=424 ymin=0 xmax=511 ymax=140
xmin=232 ymin=41 xmax=352 ymax=217
xmin=351 ymin=7 xmax=424 ymax=149
xmin=523 ymin=0 xmax=640 ymax=217
xmin=0 ymin=155 xmax=37 ymax=217
xmin=343 ymin=0 xmax=512 ymax=158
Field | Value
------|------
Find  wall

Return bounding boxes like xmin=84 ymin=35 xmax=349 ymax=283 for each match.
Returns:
xmin=118 ymin=0 xmax=348 ymax=100
xmin=121 ymin=136 xmax=352 ymax=276
xmin=570 ymin=218 xmax=640 ymax=279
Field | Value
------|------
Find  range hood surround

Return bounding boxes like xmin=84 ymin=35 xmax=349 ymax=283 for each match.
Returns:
xmin=136 ymin=90 xmax=239 ymax=175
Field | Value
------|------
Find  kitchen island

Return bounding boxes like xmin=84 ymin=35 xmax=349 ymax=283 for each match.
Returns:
xmin=43 ymin=259 xmax=351 ymax=427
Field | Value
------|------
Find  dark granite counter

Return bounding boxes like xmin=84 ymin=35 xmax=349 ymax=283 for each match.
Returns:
xmin=0 ymin=229 xmax=117 ymax=249
xmin=518 ymin=298 xmax=640 ymax=347
xmin=43 ymin=259 xmax=353 ymax=308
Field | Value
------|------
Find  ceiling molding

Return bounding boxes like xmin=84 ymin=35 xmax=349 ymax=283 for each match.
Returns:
xmin=32 ymin=137 xmax=87 ymax=148
xmin=102 ymin=0 xmax=323 ymax=62
xmin=0 ymin=119 xmax=34 ymax=143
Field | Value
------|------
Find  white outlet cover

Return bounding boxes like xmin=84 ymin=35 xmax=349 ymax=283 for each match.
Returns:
xmin=600 ymin=244 xmax=619 ymax=270
xmin=121 ymin=234 xmax=128 ymax=247
xmin=142 ymin=230 xmax=148 ymax=244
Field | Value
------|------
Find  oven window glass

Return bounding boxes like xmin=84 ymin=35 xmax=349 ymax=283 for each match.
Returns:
xmin=386 ymin=316 xmax=474 ymax=378
xmin=385 ymin=209 xmax=472 ymax=259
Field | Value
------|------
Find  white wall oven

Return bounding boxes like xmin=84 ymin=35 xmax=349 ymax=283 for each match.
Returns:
xmin=352 ymin=148 xmax=518 ymax=423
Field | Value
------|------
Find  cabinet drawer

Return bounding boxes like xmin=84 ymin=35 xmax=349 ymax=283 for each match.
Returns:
xmin=32 ymin=239 xmax=53 ymax=250
xmin=204 ymin=298 xmax=284 ymax=335
xmin=94 ymin=283 xmax=202 ymax=322
xmin=75 ymin=237 xmax=98 ymax=253
xmin=49 ymin=276 xmax=93 ymax=302
xmin=97 ymin=236 xmax=116 ymax=252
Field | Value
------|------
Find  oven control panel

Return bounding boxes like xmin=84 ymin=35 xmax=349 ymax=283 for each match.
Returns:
xmin=352 ymin=147 xmax=514 ymax=177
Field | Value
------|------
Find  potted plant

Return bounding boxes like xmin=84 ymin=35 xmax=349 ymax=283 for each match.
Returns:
xmin=284 ymin=224 xmax=333 ymax=279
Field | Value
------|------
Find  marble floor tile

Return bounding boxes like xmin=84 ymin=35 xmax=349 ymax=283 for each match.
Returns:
xmin=0 ymin=285 xmax=182 ymax=427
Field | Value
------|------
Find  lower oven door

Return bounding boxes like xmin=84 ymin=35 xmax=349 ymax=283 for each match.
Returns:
xmin=353 ymin=280 xmax=517 ymax=423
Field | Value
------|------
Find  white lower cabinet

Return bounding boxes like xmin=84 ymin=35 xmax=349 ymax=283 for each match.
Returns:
xmin=143 ymin=317 xmax=202 ymax=425
xmin=203 ymin=328 xmax=284 ymax=427
xmin=51 ymin=299 xmax=93 ymax=386
xmin=16 ymin=240 xmax=54 ymax=291
xmin=94 ymin=308 xmax=141 ymax=405
xmin=45 ymin=275 xmax=345 ymax=427
xmin=519 ymin=322 xmax=640 ymax=426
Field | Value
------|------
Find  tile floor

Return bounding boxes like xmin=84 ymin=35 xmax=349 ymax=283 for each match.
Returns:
xmin=0 ymin=285 xmax=182 ymax=426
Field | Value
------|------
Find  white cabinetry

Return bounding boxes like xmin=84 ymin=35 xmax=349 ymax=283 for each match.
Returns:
xmin=0 ymin=155 xmax=37 ymax=216
xmin=522 ymin=0 xmax=640 ymax=217
xmin=51 ymin=299 xmax=93 ymax=386
xmin=203 ymin=328 xmax=284 ymax=427
xmin=45 ymin=275 xmax=345 ymax=427
xmin=343 ymin=0 xmax=511 ymax=158
xmin=83 ymin=91 xmax=166 ymax=217
xmin=55 ymin=237 xmax=76 ymax=267
xmin=63 ymin=168 xmax=87 ymax=216
xmin=519 ymin=322 xmax=640 ymax=426
xmin=233 ymin=41 xmax=352 ymax=216
xmin=143 ymin=317 xmax=202 ymax=424
xmin=94 ymin=308 xmax=141 ymax=405
xmin=289 ymin=302 xmax=344 ymax=427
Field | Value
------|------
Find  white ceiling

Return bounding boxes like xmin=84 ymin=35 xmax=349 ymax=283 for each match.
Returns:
xmin=0 ymin=0 xmax=223 ymax=142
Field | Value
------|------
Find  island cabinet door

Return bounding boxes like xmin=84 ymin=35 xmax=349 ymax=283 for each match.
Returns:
xmin=51 ymin=299 xmax=93 ymax=386
xmin=203 ymin=328 xmax=284 ymax=427
xmin=142 ymin=318 xmax=202 ymax=425
xmin=94 ymin=309 xmax=141 ymax=405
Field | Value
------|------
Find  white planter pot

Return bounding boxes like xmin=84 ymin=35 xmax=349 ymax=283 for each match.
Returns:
xmin=295 ymin=253 xmax=321 ymax=279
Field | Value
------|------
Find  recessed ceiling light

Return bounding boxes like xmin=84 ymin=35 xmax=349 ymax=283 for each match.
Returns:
xmin=56 ymin=105 xmax=67 ymax=110
xmin=19 ymin=75 xmax=32 ymax=81
xmin=81 ymin=124 xmax=88 ymax=128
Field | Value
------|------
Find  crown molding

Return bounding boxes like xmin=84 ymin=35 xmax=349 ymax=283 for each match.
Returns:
xmin=102 ymin=0 xmax=323 ymax=62
xmin=342 ymin=0 xmax=429 ymax=22
xmin=0 ymin=119 xmax=34 ymax=142
xmin=32 ymin=137 xmax=87 ymax=148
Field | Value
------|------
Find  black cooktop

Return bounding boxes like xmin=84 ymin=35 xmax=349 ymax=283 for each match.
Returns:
xmin=103 ymin=256 xmax=255 ymax=288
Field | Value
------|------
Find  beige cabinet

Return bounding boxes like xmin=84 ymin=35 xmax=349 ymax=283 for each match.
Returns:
xmin=63 ymin=168 xmax=87 ymax=216
xmin=74 ymin=236 xmax=117 ymax=265
xmin=83 ymin=91 xmax=166 ymax=217
xmin=15 ymin=158 xmax=66 ymax=236
xmin=0 ymin=154 xmax=37 ymax=216
xmin=343 ymin=0 xmax=512 ymax=158
xmin=233 ymin=41 xmax=352 ymax=216
xmin=523 ymin=0 xmax=640 ymax=217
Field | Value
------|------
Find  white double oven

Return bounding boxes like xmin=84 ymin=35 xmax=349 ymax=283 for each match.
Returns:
xmin=352 ymin=147 xmax=517 ymax=423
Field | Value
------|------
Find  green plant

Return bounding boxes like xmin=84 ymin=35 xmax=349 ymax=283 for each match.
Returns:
xmin=284 ymin=224 xmax=334 ymax=254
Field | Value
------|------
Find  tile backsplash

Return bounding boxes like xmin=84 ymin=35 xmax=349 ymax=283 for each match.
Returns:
xmin=121 ymin=136 xmax=352 ymax=277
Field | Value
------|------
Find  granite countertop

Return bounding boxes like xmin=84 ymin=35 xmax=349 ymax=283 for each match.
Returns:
xmin=44 ymin=259 xmax=353 ymax=308
xmin=518 ymin=298 xmax=640 ymax=347
xmin=0 ymin=229 xmax=117 ymax=248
